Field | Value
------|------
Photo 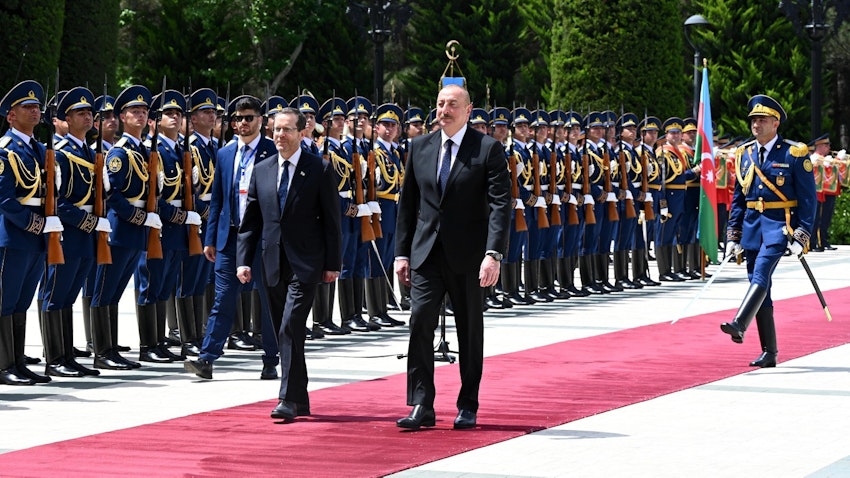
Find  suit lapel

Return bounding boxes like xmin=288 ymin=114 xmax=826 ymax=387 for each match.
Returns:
xmin=282 ymin=155 xmax=310 ymax=214
xmin=442 ymin=129 xmax=472 ymax=201
xmin=420 ymin=133 xmax=440 ymax=198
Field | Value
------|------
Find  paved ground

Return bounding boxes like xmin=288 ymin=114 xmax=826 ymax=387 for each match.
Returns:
xmin=2 ymin=247 xmax=848 ymax=477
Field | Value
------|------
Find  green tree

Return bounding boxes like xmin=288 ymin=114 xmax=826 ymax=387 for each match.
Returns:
xmin=58 ymin=0 xmax=121 ymax=91
xmin=690 ymin=1 xmax=811 ymax=141
xmin=550 ymin=0 xmax=686 ymax=119
xmin=0 ymin=0 xmax=65 ymax=95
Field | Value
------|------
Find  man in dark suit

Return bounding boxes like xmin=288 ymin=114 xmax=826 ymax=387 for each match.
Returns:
xmin=394 ymin=84 xmax=511 ymax=430
xmin=184 ymin=95 xmax=278 ymax=380
xmin=236 ymin=107 xmax=341 ymax=421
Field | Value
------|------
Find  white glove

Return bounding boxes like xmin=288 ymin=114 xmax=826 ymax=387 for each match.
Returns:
xmin=539 ymin=162 xmax=546 ymax=175
xmin=192 ymin=166 xmax=199 ymax=186
xmin=102 ymin=166 xmax=111 ymax=192
xmin=534 ymin=195 xmax=547 ymax=208
xmin=644 ymin=193 xmax=654 ymax=203
xmin=726 ymin=241 xmax=743 ymax=257
xmin=787 ymin=238 xmax=803 ymax=258
xmin=514 ymin=198 xmax=525 ymax=210
xmin=588 ymin=163 xmax=596 ymax=176
xmin=551 ymin=194 xmax=561 ymax=206
xmin=583 ymin=194 xmax=595 ymax=205
xmin=55 ymin=164 xmax=62 ymax=191
xmin=360 ymin=160 xmax=368 ymax=179
xmin=823 ymin=156 xmax=833 ymax=167
xmin=515 ymin=161 xmax=524 ymax=175
xmin=43 ymin=216 xmax=64 ymax=233
xmin=95 ymin=217 xmax=112 ymax=233
xmin=157 ymin=171 xmax=165 ymax=191
xmin=185 ymin=211 xmax=202 ymax=226
xmin=367 ymin=200 xmax=382 ymax=214
xmin=625 ymin=190 xmax=634 ymax=200
xmin=660 ymin=207 xmax=669 ymax=217
xmin=606 ymin=192 xmax=617 ymax=202
xmin=837 ymin=149 xmax=846 ymax=160
xmin=356 ymin=204 xmax=372 ymax=217
xmin=556 ymin=162 xmax=562 ymax=176
xmin=568 ymin=194 xmax=578 ymax=205
xmin=144 ymin=212 xmax=162 ymax=229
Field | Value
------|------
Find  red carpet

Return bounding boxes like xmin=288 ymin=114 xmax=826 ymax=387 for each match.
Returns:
xmin=3 ymin=288 xmax=850 ymax=477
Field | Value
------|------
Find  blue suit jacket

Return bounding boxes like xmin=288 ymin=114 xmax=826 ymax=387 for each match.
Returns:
xmin=205 ymin=136 xmax=276 ymax=252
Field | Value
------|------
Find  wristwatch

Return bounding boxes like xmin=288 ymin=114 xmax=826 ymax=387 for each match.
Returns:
xmin=485 ymin=251 xmax=503 ymax=261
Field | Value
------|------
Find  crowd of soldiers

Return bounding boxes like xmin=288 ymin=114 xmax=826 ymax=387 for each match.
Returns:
xmin=0 ymin=79 xmax=846 ymax=386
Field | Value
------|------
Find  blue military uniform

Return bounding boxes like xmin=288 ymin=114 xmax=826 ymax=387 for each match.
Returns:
xmin=558 ymin=111 xmax=589 ymax=297
xmin=577 ymin=112 xmax=609 ymax=294
xmin=503 ymin=108 xmax=532 ymax=304
xmin=655 ymin=117 xmax=690 ymax=281
xmin=633 ymin=116 xmax=662 ymax=287
xmin=0 ymin=81 xmax=55 ymax=385
xmin=676 ymin=117 xmax=702 ymax=279
xmin=721 ymin=95 xmax=817 ymax=368
xmin=611 ymin=113 xmax=641 ymax=290
xmin=291 ymin=94 xmax=320 ymax=156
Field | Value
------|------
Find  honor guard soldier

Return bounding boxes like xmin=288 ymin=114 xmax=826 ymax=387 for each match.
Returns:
xmin=263 ymin=96 xmax=288 ymax=140
xmin=677 ymin=117 xmax=702 ymax=278
xmin=291 ymin=93 xmax=320 ymax=156
xmin=483 ymin=106 xmax=514 ymax=308
xmin=368 ymin=103 xmax=405 ymax=328
xmin=504 ymin=107 xmax=532 ymax=305
xmin=177 ymin=88 xmax=219 ymax=357
xmin=469 ymin=108 xmax=489 ymax=135
xmin=136 ymin=90 xmax=202 ymax=362
xmin=40 ymin=87 xmax=107 ymax=377
xmin=427 ymin=108 xmax=439 ymax=133
xmin=611 ymin=113 xmax=641 ymax=290
xmin=404 ymin=107 xmax=425 ymax=142
xmin=338 ymin=96 xmax=378 ymax=332
xmin=721 ymin=95 xmax=817 ymax=368
xmin=313 ymin=97 xmax=351 ymax=336
xmin=577 ymin=112 xmax=608 ymax=295
xmin=521 ymin=109 xmax=553 ymax=302
xmin=633 ymin=116 xmax=661 ymax=286
xmin=560 ymin=111 xmax=589 ymax=296
xmin=655 ymin=117 xmax=689 ymax=281
xmin=49 ymin=90 xmax=69 ymax=146
xmin=809 ymin=133 xmax=837 ymax=251
xmin=92 ymin=95 xmax=118 ymax=151
xmin=0 ymin=81 xmax=61 ymax=385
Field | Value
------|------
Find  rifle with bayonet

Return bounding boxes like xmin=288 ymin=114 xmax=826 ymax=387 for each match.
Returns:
xmin=639 ymin=110 xmax=655 ymax=221
xmin=548 ymin=115 xmax=562 ymax=227
xmin=350 ymin=97 xmax=375 ymax=243
xmin=617 ymin=106 xmax=636 ymax=220
xmin=183 ymin=82 xmax=203 ymax=256
xmin=564 ymin=106 xmax=579 ymax=225
xmin=581 ymin=112 xmax=596 ymax=225
xmin=602 ymin=116 xmax=619 ymax=222
xmin=366 ymin=93 xmax=382 ymax=239
xmin=95 ymin=76 xmax=112 ymax=264
xmin=44 ymin=70 xmax=64 ymax=265
xmin=509 ymin=111 xmax=528 ymax=232
xmin=146 ymin=77 xmax=166 ymax=260
xmin=530 ymin=108 xmax=549 ymax=229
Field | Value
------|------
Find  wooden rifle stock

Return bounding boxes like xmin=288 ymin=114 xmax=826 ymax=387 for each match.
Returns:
xmin=183 ymin=147 xmax=203 ymax=256
xmin=352 ymin=149 xmax=376 ymax=242
xmin=602 ymin=147 xmax=619 ymax=222
xmin=531 ymin=147 xmax=549 ymax=229
xmin=366 ymin=148 xmax=383 ymax=239
xmin=146 ymin=149 xmax=163 ymax=259
xmin=581 ymin=150 xmax=596 ymax=225
xmin=44 ymin=148 xmax=65 ymax=265
xmin=94 ymin=149 xmax=112 ymax=264
xmin=618 ymin=148 xmax=636 ymax=219
xmin=564 ymin=149 xmax=579 ymax=225
xmin=639 ymin=146 xmax=655 ymax=221
xmin=548 ymin=148 xmax=561 ymax=226
xmin=509 ymin=150 xmax=527 ymax=232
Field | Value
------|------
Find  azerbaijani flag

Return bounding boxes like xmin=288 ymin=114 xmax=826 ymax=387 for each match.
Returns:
xmin=696 ymin=65 xmax=718 ymax=263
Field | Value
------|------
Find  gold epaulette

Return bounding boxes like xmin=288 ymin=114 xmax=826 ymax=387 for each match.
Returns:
xmin=785 ymin=140 xmax=808 ymax=158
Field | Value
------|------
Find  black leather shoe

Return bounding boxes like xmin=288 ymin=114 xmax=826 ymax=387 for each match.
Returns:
xmin=139 ymin=346 xmax=174 ymax=363
xmin=453 ymin=409 xmax=477 ymax=429
xmin=24 ymin=355 xmax=41 ymax=365
xmin=227 ymin=335 xmax=256 ymax=350
xmin=271 ymin=400 xmax=297 ymax=420
xmin=396 ymin=404 xmax=436 ymax=430
xmin=825 ymin=245 xmax=837 ymax=251
xmin=720 ymin=322 xmax=745 ymax=344
xmin=309 ymin=324 xmax=325 ymax=340
xmin=366 ymin=318 xmax=382 ymax=331
xmin=73 ymin=347 xmax=91 ymax=358
xmin=94 ymin=352 xmax=133 ymax=370
xmin=181 ymin=343 xmax=201 ymax=357
xmin=811 ymin=246 xmax=824 ymax=252
xmin=400 ymin=295 xmax=411 ymax=311
xmin=0 ymin=367 xmax=34 ymax=385
xmin=184 ymin=358 xmax=213 ymax=379
xmin=659 ymin=273 xmax=685 ymax=282
xmin=295 ymin=402 xmax=311 ymax=416
xmin=343 ymin=316 xmax=371 ymax=332
xmin=15 ymin=364 xmax=51 ymax=383
xmin=376 ymin=312 xmax=405 ymax=327
xmin=260 ymin=364 xmax=278 ymax=380
xmin=116 ymin=345 xmax=131 ymax=352
xmin=749 ymin=351 xmax=777 ymax=368
xmin=46 ymin=361 xmax=84 ymax=378
xmin=317 ymin=320 xmax=349 ymax=335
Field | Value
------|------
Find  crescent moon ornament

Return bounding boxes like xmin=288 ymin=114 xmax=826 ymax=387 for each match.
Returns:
xmin=445 ymin=40 xmax=460 ymax=60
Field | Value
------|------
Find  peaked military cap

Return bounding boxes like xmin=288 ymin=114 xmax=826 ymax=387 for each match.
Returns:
xmin=511 ymin=107 xmax=531 ymax=126
xmin=427 ymin=108 xmax=438 ymax=127
xmin=216 ymin=97 xmax=226 ymax=115
xmin=662 ymin=117 xmax=684 ymax=133
xmin=94 ymin=95 xmax=115 ymax=119
xmin=682 ymin=117 xmax=697 ymax=133
xmin=490 ymin=107 xmax=510 ymax=126
xmin=617 ymin=112 xmax=639 ymax=128
xmin=375 ymin=103 xmax=403 ymax=124
xmin=0 ymin=80 xmax=44 ymax=116
xmin=56 ymin=86 xmax=95 ymax=121
xmin=405 ymin=107 xmax=424 ymax=124
xmin=114 ymin=85 xmax=152 ymax=112
xmin=151 ymin=90 xmax=186 ymax=113
xmin=639 ymin=116 xmax=661 ymax=132
xmin=548 ymin=110 xmax=567 ymax=127
xmin=319 ymin=97 xmax=347 ymax=122
xmin=347 ymin=96 xmax=373 ymax=117
xmin=469 ymin=108 xmax=489 ymax=125
xmin=747 ymin=94 xmax=786 ymax=123
xmin=263 ymin=96 xmax=288 ymax=116
xmin=602 ymin=110 xmax=617 ymax=127
xmin=530 ymin=110 xmax=550 ymax=128
xmin=565 ymin=111 xmax=583 ymax=128
xmin=290 ymin=94 xmax=318 ymax=115
xmin=189 ymin=88 xmax=217 ymax=113
xmin=585 ymin=111 xmax=605 ymax=129
xmin=808 ymin=133 xmax=830 ymax=147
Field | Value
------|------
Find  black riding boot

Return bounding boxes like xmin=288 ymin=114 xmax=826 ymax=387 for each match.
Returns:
xmin=750 ymin=306 xmax=777 ymax=368
xmin=720 ymin=283 xmax=768 ymax=344
xmin=0 ymin=315 xmax=32 ymax=385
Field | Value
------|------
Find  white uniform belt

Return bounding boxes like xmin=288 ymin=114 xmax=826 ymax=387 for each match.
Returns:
xmin=338 ymin=191 xmax=352 ymax=199
xmin=18 ymin=198 xmax=43 ymax=206
xmin=612 ymin=182 xmax=620 ymax=187
xmin=199 ymin=193 xmax=212 ymax=201
xmin=79 ymin=205 xmax=94 ymax=213
xmin=524 ymin=185 xmax=534 ymax=191
xmin=632 ymin=182 xmax=641 ymax=188
xmin=131 ymin=200 xmax=146 ymax=207
xmin=169 ymin=200 xmax=183 ymax=207
xmin=540 ymin=185 xmax=549 ymax=191
xmin=572 ymin=184 xmax=582 ymax=190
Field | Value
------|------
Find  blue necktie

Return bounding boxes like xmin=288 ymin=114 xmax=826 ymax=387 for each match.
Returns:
xmin=232 ymin=144 xmax=249 ymax=226
xmin=438 ymin=139 xmax=452 ymax=196
xmin=278 ymin=160 xmax=291 ymax=213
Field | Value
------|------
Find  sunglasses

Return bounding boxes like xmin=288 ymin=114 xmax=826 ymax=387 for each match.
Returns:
xmin=231 ymin=115 xmax=256 ymax=123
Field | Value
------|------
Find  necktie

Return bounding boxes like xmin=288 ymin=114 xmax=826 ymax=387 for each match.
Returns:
xmin=759 ymin=146 xmax=766 ymax=167
xmin=278 ymin=160 xmax=291 ymax=213
xmin=232 ymin=144 xmax=250 ymax=226
xmin=30 ymin=138 xmax=43 ymax=162
xmin=438 ymin=139 xmax=452 ymax=196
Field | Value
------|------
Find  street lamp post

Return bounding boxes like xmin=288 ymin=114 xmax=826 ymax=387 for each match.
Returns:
xmin=348 ymin=1 xmax=413 ymax=101
xmin=684 ymin=14 xmax=711 ymax=119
